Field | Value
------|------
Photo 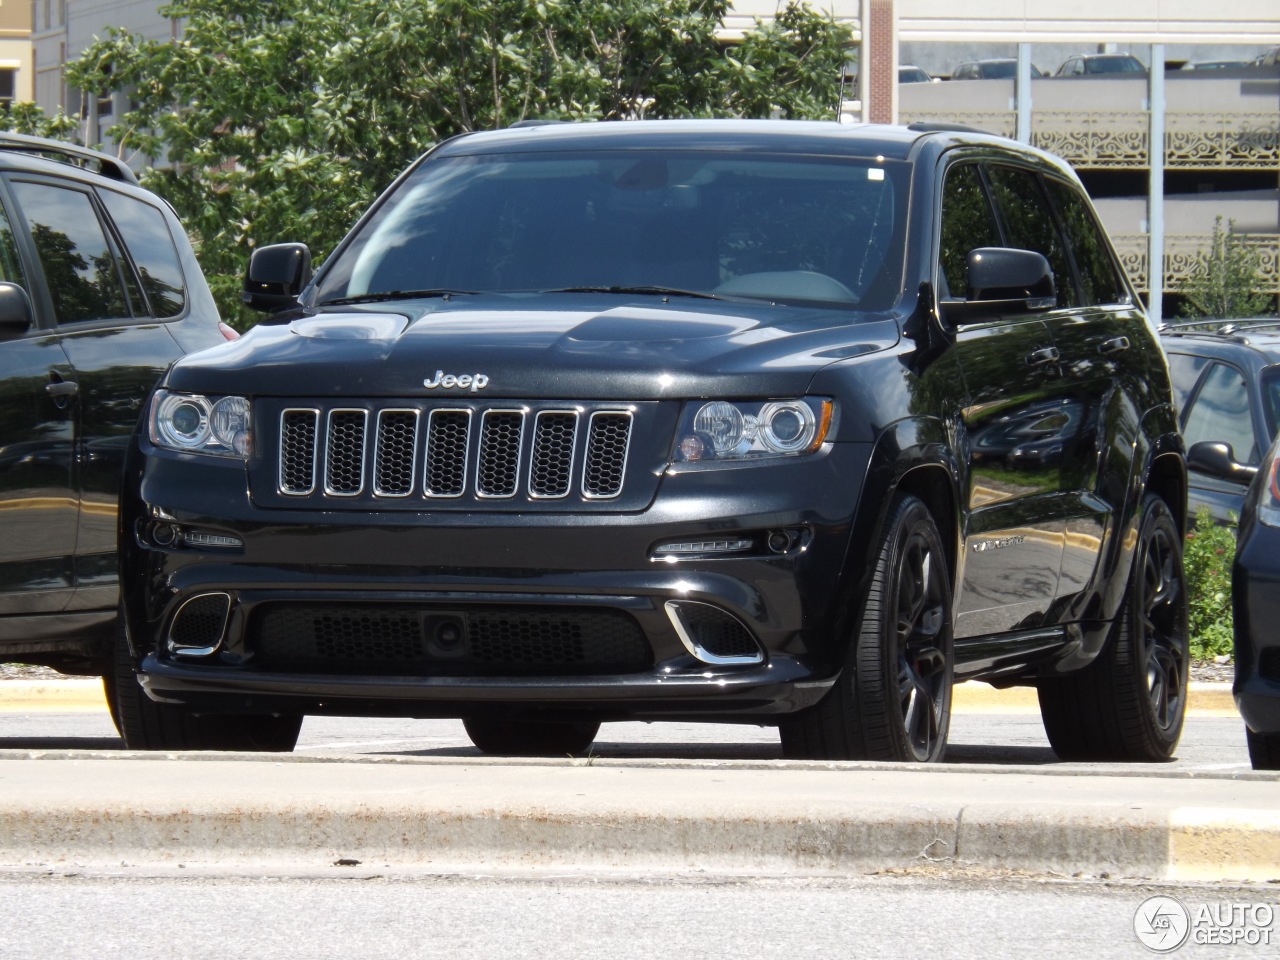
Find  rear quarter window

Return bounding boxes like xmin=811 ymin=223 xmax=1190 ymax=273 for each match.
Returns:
xmin=97 ymin=188 xmax=187 ymax=318
xmin=1163 ymin=350 xmax=1210 ymax=415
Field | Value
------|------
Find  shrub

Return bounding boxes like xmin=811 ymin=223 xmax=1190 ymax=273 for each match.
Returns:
xmin=1182 ymin=506 xmax=1235 ymax=661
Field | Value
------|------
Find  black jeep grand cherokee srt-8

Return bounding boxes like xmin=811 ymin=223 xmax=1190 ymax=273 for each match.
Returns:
xmin=117 ymin=120 xmax=1188 ymax=761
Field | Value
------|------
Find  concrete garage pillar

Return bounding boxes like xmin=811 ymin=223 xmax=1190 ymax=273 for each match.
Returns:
xmin=860 ymin=0 xmax=898 ymax=124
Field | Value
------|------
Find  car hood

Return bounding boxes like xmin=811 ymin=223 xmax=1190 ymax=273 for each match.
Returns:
xmin=165 ymin=295 xmax=900 ymax=399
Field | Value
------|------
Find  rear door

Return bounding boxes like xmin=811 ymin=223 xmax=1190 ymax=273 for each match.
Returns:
xmin=983 ymin=165 xmax=1149 ymax=617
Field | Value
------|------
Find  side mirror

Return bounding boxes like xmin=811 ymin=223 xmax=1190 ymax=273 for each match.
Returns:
xmin=0 ymin=281 xmax=33 ymax=341
xmin=941 ymin=247 xmax=1057 ymax=326
xmin=1187 ymin=440 xmax=1258 ymax=483
xmin=243 ymin=243 xmax=312 ymax=313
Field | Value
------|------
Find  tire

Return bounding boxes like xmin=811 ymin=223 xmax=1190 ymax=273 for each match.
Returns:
xmin=463 ymin=716 xmax=600 ymax=757
xmin=101 ymin=670 xmax=123 ymax=738
xmin=1038 ymin=494 xmax=1189 ymax=762
xmin=780 ymin=493 xmax=954 ymax=762
xmin=1246 ymin=728 xmax=1280 ymax=771
xmin=112 ymin=614 xmax=302 ymax=752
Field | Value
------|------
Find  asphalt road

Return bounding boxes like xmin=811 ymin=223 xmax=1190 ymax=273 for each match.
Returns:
xmin=0 ymin=705 xmax=1252 ymax=773
xmin=0 ymin=872 xmax=1273 ymax=960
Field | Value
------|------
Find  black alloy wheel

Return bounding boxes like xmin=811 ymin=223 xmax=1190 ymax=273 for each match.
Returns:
xmin=1038 ymin=495 xmax=1189 ymax=761
xmin=781 ymin=492 xmax=954 ymax=762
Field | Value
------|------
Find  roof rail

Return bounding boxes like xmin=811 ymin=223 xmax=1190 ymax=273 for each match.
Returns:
xmin=507 ymin=119 xmax=572 ymax=129
xmin=0 ymin=132 xmax=138 ymax=185
xmin=1160 ymin=318 xmax=1280 ymax=333
xmin=906 ymin=121 xmax=993 ymax=135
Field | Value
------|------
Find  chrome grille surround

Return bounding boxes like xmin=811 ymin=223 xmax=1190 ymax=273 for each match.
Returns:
xmin=324 ymin=409 xmax=369 ymax=497
xmin=279 ymin=409 xmax=319 ymax=496
xmin=476 ymin=409 xmax=525 ymax=498
xmin=424 ymin=408 xmax=472 ymax=498
xmin=373 ymin=409 xmax=419 ymax=497
xmin=529 ymin=410 xmax=579 ymax=499
xmin=272 ymin=401 xmax=636 ymax=504
xmin=583 ymin=411 xmax=633 ymax=499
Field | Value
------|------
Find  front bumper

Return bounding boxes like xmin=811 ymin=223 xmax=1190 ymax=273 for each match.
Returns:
xmin=121 ymin=439 xmax=872 ymax=721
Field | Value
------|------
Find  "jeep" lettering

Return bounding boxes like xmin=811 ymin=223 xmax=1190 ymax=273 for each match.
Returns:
xmin=423 ymin=370 xmax=490 ymax=392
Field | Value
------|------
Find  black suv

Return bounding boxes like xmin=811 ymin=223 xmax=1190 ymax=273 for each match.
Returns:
xmin=0 ymin=133 xmax=228 ymax=686
xmin=1160 ymin=322 xmax=1280 ymax=523
xmin=116 ymin=120 xmax=1188 ymax=762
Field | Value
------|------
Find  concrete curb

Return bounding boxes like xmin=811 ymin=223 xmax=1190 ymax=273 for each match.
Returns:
xmin=0 ymin=754 xmax=1274 ymax=882
xmin=0 ymin=678 xmax=1240 ymax=716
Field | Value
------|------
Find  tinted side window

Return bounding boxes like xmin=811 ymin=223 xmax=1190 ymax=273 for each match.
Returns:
xmin=938 ymin=163 xmax=1002 ymax=299
xmin=98 ymin=189 xmax=187 ymax=318
xmin=1182 ymin=361 xmax=1258 ymax=464
xmin=1044 ymin=179 xmax=1127 ymax=305
xmin=985 ymin=165 xmax=1078 ymax=308
xmin=1164 ymin=351 xmax=1210 ymax=414
xmin=10 ymin=180 xmax=130 ymax=324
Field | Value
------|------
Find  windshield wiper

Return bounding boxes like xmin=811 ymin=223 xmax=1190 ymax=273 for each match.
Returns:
xmin=547 ymin=285 xmax=727 ymax=301
xmin=318 ymin=289 xmax=479 ymax=306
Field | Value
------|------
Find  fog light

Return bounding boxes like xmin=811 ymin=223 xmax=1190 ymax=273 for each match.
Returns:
xmin=150 ymin=522 xmax=179 ymax=546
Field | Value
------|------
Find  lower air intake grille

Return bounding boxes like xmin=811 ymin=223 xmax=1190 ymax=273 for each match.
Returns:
xmin=250 ymin=604 xmax=652 ymax=676
xmin=667 ymin=601 xmax=762 ymax=664
xmin=168 ymin=594 xmax=230 ymax=654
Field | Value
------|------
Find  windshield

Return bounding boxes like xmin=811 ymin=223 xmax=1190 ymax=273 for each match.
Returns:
xmin=315 ymin=148 xmax=909 ymax=311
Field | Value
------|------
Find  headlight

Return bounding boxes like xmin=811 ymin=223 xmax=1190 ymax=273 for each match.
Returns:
xmin=673 ymin=398 xmax=832 ymax=462
xmin=150 ymin=390 xmax=251 ymax=458
xmin=1257 ymin=438 xmax=1280 ymax=529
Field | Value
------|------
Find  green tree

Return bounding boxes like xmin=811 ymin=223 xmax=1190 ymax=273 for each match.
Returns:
xmin=55 ymin=0 xmax=851 ymax=326
xmin=1178 ymin=216 xmax=1274 ymax=320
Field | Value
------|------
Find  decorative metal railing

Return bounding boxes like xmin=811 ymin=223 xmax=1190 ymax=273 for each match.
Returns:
xmin=1111 ymin=234 xmax=1280 ymax=296
xmin=899 ymin=110 xmax=1280 ymax=170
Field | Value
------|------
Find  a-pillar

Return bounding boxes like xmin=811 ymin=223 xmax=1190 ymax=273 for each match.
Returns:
xmin=859 ymin=0 xmax=898 ymax=124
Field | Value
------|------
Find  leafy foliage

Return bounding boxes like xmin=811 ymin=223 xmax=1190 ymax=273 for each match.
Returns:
xmin=1179 ymin=216 xmax=1275 ymax=320
xmin=1183 ymin=506 xmax=1235 ymax=661
xmin=45 ymin=0 xmax=852 ymax=326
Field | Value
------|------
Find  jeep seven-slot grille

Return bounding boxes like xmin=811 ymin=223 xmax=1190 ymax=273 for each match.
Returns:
xmin=277 ymin=404 xmax=632 ymax=502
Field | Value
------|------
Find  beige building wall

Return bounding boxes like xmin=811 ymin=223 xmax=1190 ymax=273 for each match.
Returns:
xmin=0 ymin=0 xmax=31 ymax=103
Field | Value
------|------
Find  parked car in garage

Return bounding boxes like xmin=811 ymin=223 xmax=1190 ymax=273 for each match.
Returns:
xmin=0 ymin=132 xmax=229 ymax=701
xmin=1055 ymin=53 xmax=1147 ymax=76
xmin=951 ymin=59 xmax=1043 ymax=80
xmin=115 ymin=119 xmax=1188 ymax=763
xmin=1159 ymin=321 xmax=1280 ymax=523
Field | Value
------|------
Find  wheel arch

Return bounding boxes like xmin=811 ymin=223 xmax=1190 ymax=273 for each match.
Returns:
xmin=845 ymin=417 xmax=963 ymax=603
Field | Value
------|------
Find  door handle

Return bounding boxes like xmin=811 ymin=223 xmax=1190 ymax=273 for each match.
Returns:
xmin=1025 ymin=346 xmax=1060 ymax=367
xmin=1097 ymin=336 xmax=1130 ymax=355
xmin=45 ymin=380 xmax=79 ymax=398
